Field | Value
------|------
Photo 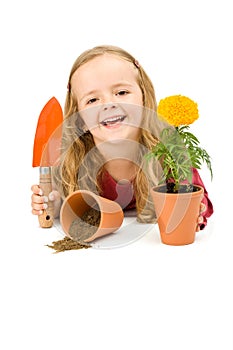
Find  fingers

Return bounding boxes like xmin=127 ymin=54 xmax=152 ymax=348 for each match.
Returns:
xmin=196 ymin=202 xmax=206 ymax=232
xmin=48 ymin=190 xmax=60 ymax=202
xmin=31 ymin=184 xmax=48 ymax=216
xmin=31 ymin=184 xmax=43 ymax=196
xmin=197 ymin=215 xmax=204 ymax=225
xmin=196 ymin=199 xmax=207 ymax=231
xmin=48 ymin=190 xmax=62 ymax=218
xmin=200 ymin=202 xmax=206 ymax=214
xmin=196 ymin=215 xmax=203 ymax=231
xmin=31 ymin=186 xmax=61 ymax=217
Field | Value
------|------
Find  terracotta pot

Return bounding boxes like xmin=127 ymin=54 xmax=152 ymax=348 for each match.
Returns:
xmin=60 ymin=190 xmax=124 ymax=243
xmin=150 ymin=185 xmax=204 ymax=245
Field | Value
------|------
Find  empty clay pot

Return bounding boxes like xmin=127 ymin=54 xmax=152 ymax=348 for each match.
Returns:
xmin=150 ymin=185 xmax=204 ymax=245
xmin=60 ymin=190 xmax=124 ymax=243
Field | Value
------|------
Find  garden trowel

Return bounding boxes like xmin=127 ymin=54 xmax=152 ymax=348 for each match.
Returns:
xmin=32 ymin=97 xmax=63 ymax=228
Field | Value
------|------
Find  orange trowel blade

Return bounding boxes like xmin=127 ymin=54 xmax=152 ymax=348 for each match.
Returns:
xmin=32 ymin=97 xmax=63 ymax=167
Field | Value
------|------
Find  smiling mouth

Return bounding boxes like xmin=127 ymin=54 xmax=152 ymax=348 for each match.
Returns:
xmin=100 ymin=115 xmax=126 ymax=126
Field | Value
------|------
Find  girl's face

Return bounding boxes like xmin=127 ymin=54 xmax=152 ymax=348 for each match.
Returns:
xmin=71 ymin=54 xmax=143 ymax=145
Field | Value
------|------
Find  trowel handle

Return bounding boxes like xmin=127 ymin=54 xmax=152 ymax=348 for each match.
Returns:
xmin=38 ymin=167 xmax=54 ymax=228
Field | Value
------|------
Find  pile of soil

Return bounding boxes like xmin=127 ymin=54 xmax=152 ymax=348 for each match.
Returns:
xmin=47 ymin=207 xmax=101 ymax=253
xmin=46 ymin=236 xmax=90 ymax=253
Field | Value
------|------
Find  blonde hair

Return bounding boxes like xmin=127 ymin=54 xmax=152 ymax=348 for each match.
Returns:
xmin=54 ymin=45 xmax=165 ymax=222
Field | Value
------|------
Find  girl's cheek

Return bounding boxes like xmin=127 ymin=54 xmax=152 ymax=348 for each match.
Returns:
xmin=79 ymin=106 xmax=100 ymax=128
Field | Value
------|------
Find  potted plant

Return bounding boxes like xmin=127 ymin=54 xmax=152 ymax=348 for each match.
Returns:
xmin=146 ymin=95 xmax=213 ymax=245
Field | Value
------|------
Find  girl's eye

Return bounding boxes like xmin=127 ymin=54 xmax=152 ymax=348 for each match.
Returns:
xmin=117 ymin=90 xmax=129 ymax=96
xmin=87 ymin=98 xmax=98 ymax=105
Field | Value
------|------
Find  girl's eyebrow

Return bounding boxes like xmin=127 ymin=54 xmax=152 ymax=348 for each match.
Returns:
xmin=80 ymin=90 xmax=98 ymax=102
xmin=112 ymin=82 xmax=134 ymax=89
xmin=80 ymin=82 xmax=134 ymax=102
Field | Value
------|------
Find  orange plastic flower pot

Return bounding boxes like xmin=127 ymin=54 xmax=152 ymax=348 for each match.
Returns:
xmin=60 ymin=190 xmax=124 ymax=243
xmin=150 ymin=185 xmax=204 ymax=245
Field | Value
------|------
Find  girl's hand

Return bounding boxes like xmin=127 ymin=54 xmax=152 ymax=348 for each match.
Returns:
xmin=31 ymin=184 xmax=61 ymax=218
xmin=196 ymin=202 xmax=206 ymax=231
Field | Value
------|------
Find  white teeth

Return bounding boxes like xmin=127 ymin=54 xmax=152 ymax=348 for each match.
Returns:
xmin=105 ymin=117 xmax=120 ymax=122
xmin=101 ymin=115 xmax=125 ymax=125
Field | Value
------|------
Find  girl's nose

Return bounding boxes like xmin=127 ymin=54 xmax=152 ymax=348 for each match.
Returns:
xmin=103 ymin=103 xmax=116 ymax=111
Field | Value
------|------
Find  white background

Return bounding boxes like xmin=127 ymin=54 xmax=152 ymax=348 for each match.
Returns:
xmin=0 ymin=0 xmax=232 ymax=349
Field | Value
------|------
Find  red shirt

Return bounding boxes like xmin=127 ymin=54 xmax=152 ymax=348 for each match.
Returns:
xmin=100 ymin=168 xmax=213 ymax=230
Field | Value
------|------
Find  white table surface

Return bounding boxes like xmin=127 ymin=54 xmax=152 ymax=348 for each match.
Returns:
xmin=1 ymin=198 xmax=232 ymax=350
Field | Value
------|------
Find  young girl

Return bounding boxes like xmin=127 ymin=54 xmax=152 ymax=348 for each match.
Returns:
xmin=31 ymin=45 xmax=213 ymax=230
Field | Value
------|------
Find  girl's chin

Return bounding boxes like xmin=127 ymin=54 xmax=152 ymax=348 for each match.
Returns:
xmin=91 ymin=123 xmax=126 ymax=137
xmin=93 ymin=132 xmax=140 ymax=145
xmin=90 ymin=122 xmax=141 ymax=144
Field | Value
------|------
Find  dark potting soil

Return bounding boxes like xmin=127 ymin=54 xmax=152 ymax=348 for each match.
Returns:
xmin=157 ymin=183 xmax=200 ymax=194
xmin=69 ymin=207 xmax=101 ymax=242
xmin=47 ymin=207 xmax=101 ymax=253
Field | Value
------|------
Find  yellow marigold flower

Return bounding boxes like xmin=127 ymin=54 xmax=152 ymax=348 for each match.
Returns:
xmin=157 ymin=95 xmax=199 ymax=126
